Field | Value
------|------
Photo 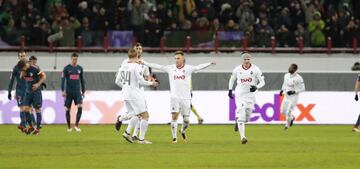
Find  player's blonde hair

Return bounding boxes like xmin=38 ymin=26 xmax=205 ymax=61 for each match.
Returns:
xmin=128 ymin=48 xmax=137 ymax=58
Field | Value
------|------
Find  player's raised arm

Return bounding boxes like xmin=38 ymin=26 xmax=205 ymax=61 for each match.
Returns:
xmin=143 ymin=61 xmax=169 ymax=72
xmin=190 ymin=62 xmax=216 ymax=73
xmin=228 ymin=69 xmax=237 ymax=99
xmin=7 ymin=67 xmax=16 ymax=100
xmin=255 ymin=67 xmax=265 ymax=89
xmin=61 ymin=67 xmax=67 ymax=96
xmin=355 ymin=76 xmax=360 ymax=101
xmin=80 ymin=67 xmax=85 ymax=95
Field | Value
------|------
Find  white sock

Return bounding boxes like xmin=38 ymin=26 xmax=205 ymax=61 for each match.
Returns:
xmin=132 ymin=121 xmax=140 ymax=137
xmin=238 ymin=122 xmax=246 ymax=139
xmin=171 ymin=121 xmax=178 ymax=139
xmin=126 ymin=116 xmax=139 ymax=134
xmin=286 ymin=114 xmax=293 ymax=127
xmin=139 ymin=119 xmax=149 ymax=140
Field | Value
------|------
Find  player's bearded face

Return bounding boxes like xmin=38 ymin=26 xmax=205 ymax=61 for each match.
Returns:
xmin=18 ymin=52 xmax=26 ymax=61
xmin=135 ymin=46 xmax=142 ymax=56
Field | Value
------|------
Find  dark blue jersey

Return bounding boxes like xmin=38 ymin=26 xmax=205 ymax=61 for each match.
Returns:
xmin=24 ymin=65 xmax=42 ymax=93
xmin=8 ymin=65 xmax=26 ymax=94
xmin=61 ymin=64 xmax=85 ymax=94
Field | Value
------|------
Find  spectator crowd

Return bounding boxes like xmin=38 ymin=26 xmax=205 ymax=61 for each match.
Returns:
xmin=1 ymin=0 xmax=360 ymax=47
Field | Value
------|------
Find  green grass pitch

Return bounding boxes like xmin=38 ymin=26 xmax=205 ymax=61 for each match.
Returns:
xmin=0 ymin=124 xmax=359 ymax=169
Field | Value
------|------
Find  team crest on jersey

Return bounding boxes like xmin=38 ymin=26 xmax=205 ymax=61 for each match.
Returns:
xmin=78 ymin=70 xmax=81 ymax=74
xmin=250 ymin=71 xmax=253 ymax=75
xmin=183 ymin=70 xmax=185 ymax=73
xmin=29 ymin=72 xmax=33 ymax=77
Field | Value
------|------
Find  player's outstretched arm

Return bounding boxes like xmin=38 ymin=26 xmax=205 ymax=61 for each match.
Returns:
xmin=191 ymin=62 xmax=216 ymax=73
xmin=136 ymin=66 xmax=158 ymax=87
xmin=142 ymin=61 xmax=169 ymax=72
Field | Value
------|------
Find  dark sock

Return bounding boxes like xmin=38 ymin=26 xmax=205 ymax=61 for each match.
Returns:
xmin=20 ymin=112 xmax=26 ymax=127
xmin=355 ymin=114 xmax=360 ymax=127
xmin=66 ymin=110 xmax=71 ymax=128
xmin=30 ymin=113 xmax=36 ymax=126
xmin=36 ymin=112 xmax=42 ymax=129
xmin=25 ymin=112 xmax=33 ymax=127
xmin=75 ymin=107 xmax=82 ymax=126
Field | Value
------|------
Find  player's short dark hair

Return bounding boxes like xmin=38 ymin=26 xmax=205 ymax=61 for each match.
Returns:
xmin=291 ymin=63 xmax=298 ymax=71
xmin=17 ymin=60 xmax=27 ymax=70
xmin=29 ymin=55 xmax=37 ymax=60
xmin=71 ymin=53 xmax=79 ymax=58
xmin=128 ymin=48 xmax=137 ymax=58
xmin=135 ymin=42 xmax=142 ymax=47
xmin=18 ymin=50 xmax=25 ymax=56
xmin=174 ymin=51 xmax=184 ymax=56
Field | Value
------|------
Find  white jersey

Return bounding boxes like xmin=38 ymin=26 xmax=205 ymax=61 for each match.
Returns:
xmin=229 ymin=64 xmax=265 ymax=94
xmin=144 ymin=62 xmax=212 ymax=99
xmin=115 ymin=61 xmax=152 ymax=100
xmin=281 ymin=73 xmax=305 ymax=95
xmin=121 ymin=58 xmax=150 ymax=77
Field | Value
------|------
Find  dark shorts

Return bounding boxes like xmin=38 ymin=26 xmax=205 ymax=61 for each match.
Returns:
xmin=64 ymin=93 xmax=83 ymax=108
xmin=15 ymin=91 xmax=25 ymax=107
xmin=23 ymin=91 xmax=42 ymax=108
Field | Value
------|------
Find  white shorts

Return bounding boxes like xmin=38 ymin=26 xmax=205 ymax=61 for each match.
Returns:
xmin=170 ymin=97 xmax=191 ymax=116
xmin=280 ymin=95 xmax=299 ymax=116
xmin=235 ymin=94 xmax=256 ymax=122
xmin=125 ymin=100 xmax=148 ymax=115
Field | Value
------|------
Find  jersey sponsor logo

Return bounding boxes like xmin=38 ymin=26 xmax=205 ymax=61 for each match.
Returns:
xmin=229 ymin=94 xmax=316 ymax=122
xmin=240 ymin=78 xmax=252 ymax=83
xmin=174 ymin=75 xmax=185 ymax=80
xmin=24 ymin=77 xmax=34 ymax=82
xmin=70 ymin=74 xmax=80 ymax=80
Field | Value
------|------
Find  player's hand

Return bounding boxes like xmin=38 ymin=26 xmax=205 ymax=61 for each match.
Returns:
xmin=228 ymin=90 xmax=234 ymax=99
xmin=32 ymin=83 xmax=40 ymax=91
xmin=137 ymin=60 xmax=144 ymax=65
xmin=287 ymin=91 xmax=296 ymax=95
xmin=250 ymin=85 xmax=257 ymax=92
xmin=7 ymin=92 xmax=11 ymax=100
xmin=279 ymin=90 xmax=283 ymax=96
xmin=41 ymin=83 xmax=47 ymax=89
xmin=62 ymin=92 xmax=67 ymax=98
xmin=210 ymin=61 xmax=216 ymax=65
xmin=151 ymin=81 xmax=159 ymax=87
xmin=355 ymin=94 xmax=359 ymax=101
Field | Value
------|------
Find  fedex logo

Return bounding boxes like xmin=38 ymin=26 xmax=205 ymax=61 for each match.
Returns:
xmin=240 ymin=78 xmax=252 ymax=83
xmin=174 ymin=75 xmax=185 ymax=80
xmin=70 ymin=74 xmax=80 ymax=80
xmin=229 ymin=94 xmax=316 ymax=122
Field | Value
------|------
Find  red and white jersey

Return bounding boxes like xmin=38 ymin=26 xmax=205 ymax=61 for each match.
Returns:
xmin=229 ymin=64 xmax=265 ymax=94
xmin=144 ymin=62 xmax=212 ymax=99
xmin=115 ymin=62 xmax=152 ymax=100
xmin=281 ymin=73 xmax=305 ymax=95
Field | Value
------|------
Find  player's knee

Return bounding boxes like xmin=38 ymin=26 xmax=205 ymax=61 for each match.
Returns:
xmin=183 ymin=116 xmax=190 ymax=124
xmin=171 ymin=112 xmax=179 ymax=121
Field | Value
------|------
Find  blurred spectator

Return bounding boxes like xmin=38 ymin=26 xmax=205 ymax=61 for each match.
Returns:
xmin=244 ymin=24 xmax=256 ymax=46
xmin=91 ymin=7 xmax=109 ymax=31
xmin=2 ymin=16 xmax=20 ymax=45
xmin=144 ymin=11 xmax=161 ymax=47
xmin=181 ymin=20 xmax=192 ymax=31
xmin=128 ymin=0 xmax=149 ymax=43
xmin=114 ymin=0 xmax=129 ymax=30
xmin=308 ymin=11 xmax=326 ymax=47
xmin=28 ymin=18 xmax=51 ymax=46
xmin=209 ymin=18 xmax=224 ymax=32
xmin=289 ymin=0 xmax=305 ymax=31
xmin=75 ymin=1 xmax=91 ymax=22
xmin=276 ymin=25 xmax=293 ymax=47
xmin=224 ymin=19 xmax=239 ymax=31
xmin=294 ymin=23 xmax=310 ymax=47
xmin=344 ymin=19 xmax=360 ymax=47
xmin=255 ymin=19 xmax=274 ymax=47
xmin=193 ymin=17 xmax=209 ymax=31
xmin=352 ymin=62 xmax=360 ymax=71
xmin=325 ymin=13 xmax=345 ymax=47
xmin=219 ymin=3 xmax=234 ymax=25
xmin=52 ymin=16 xmax=80 ymax=46
xmin=236 ymin=2 xmax=255 ymax=31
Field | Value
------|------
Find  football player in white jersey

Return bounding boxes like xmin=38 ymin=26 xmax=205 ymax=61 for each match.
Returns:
xmin=140 ymin=51 xmax=215 ymax=143
xmin=228 ymin=52 xmax=265 ymax=144
xmin=115 ymin=43 xmax=150 ymax=141
xmin=352 ymin=74 xmax=360 ymax=132
xmin=280 ymin=64 xmax=305 ymax=131
xmin=115 ymin=48 xmax=158 ymax=144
